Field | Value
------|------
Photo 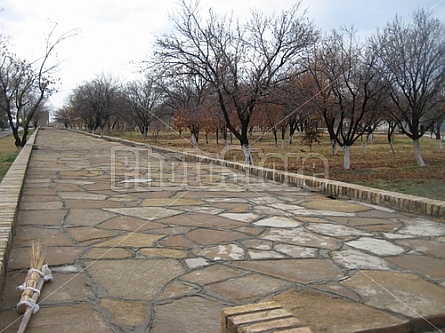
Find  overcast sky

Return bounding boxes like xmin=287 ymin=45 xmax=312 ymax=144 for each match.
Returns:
xmin=0 ymin=0 xmax=444 ymax=111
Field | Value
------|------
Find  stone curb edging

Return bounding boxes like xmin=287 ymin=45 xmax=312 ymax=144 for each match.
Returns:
xmin=77 ymin=130 xmax=445 ymax=219
xmin=0 ymin=128 xmax=39 ymax=292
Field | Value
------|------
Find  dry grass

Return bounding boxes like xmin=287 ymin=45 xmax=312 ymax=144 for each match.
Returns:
xmin=0 ymin=134 xmax=18 ymax=182
xmin=114 ymin=129 xmax=445 ymax=201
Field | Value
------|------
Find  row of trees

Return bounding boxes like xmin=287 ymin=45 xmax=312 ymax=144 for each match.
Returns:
xmin=58 ymin=1 xmax=444 ymax=169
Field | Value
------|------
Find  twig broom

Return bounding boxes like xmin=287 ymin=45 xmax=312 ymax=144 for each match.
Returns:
xmin=16 ymin=241 xmax=52 ymax=333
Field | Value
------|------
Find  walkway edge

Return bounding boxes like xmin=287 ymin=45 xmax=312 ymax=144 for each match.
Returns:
xmin=78 ymin=130 xmax=445 ymax=219
xmin=0 ymin=128 xmax=39 ymax=292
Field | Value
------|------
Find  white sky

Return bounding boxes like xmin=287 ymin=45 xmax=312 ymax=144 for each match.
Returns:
xmin=0 ymin=0 xmax=444 ymax=111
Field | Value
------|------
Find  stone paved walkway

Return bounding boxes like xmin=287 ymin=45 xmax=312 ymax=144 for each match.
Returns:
xmin=0 ymin=128 xmax=445 ymax=333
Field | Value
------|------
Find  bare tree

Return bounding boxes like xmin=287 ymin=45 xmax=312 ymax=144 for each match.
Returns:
xmin=373 ymin=9 xmax=445 ymax=167
xmin=124 ymin=75 xmax=163 ymax=139
xmin=151 ymin=0 xmax=318 ymax=164
xmin=309 ymin=28 xmax=387 ymax=169
xmin=68 ymin=74 xmax=122 ymax=133
xmin=0 ymin=26 xmax=75 ymax=148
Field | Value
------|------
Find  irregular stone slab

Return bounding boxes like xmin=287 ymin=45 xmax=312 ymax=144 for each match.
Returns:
xmin=253 ymin=206 xmax=289 ymax=216
xmin=207 ymin=274 xmax=291 ymax=303
xmin=151 ymin=297 xmax=224 ymax=333
xmin=65 ymin=209 xmax=116 ymax=226
xmin=186 ymin=229 xmax=248 ymax=246
xmin=94 ymin=233 xmax=164 ymax=247
xmin=241 ymin=239 xmax=274 ymax=250
xmin=160 ymin=235 xmax=197 ymax=249
xmin=98 ymin=215 xmax=166 ymax=231
xmin=83 ymin=248 xmax=133 ymax=260
xmin=140 ymin=198 xmax=205 ymax=206
xmin=180 ymin=264 xmax=244 ymax=285
xmin=332 ymin=249 xmax=392 ymax=270
xmin=193 ymin=244 xmax=246 ymax=261
xmin=301 ymin=199 xmax=371 ymax=213
xmin=305 ymin=223 xmax=372 ymax=237
xmin=12 ymin=226 xmax=73 ymax=247
xmin=275 ymin=244 xmax=318 ymax=258
xmin=155 ymin=213 xmax=246 ymax=228
xmin=139 ymin=248 xmax=187 ymax=259
xmin=343 ymin=270 xmax=445 ymax=319
xmin=64 ymin=199 xmax=123 ymax=209
xmin=20 ymin=200 xmax=64 ymax=210
xmin=398 ymin=217 xmax=445 ymax=237
xmin=329 ymin=216 xmax=401 ymax=233
xmin=100 ymin=298 xmax=149 ymax=327
xmin=249 ymin=196 xmax=285 ymax=204
xmin=313 ymin=281 xmax=361 ymax=302
xmin=212 ymin=203 xmax=252 ymax=213
xmin=261 ymin=228 xmax=340 ymax=250
xmin=220 ymin=213 xmax=259 ymax=223
xmin=182 ymin=206 xmax=225 ymax=214
xmin=395 ymin=239 xmax=445 ymax=259
xmin=386 ymin=255 xmax=445 ymax=280
xmin=104 ymin=207 xmax=181 ymax=221
xmin=254 ymin=216 xmax=301 ymax=228
xmin=248 ymin=250 xmax=286 ymax=259
xmin=66 ymin=226 xmax=120 ymax=245
xmin=272 ymin=288 xmax=408 ymax=333
xmin=0 ymin=304 xmax=111 ymax=333
xmin=346 ymin=237 xmax=406 ymax=256
xmin=57 ymin=192 xmax=108 ymax=200
xmin=184 ymin=257 xmax=210 ymax=269
xmin=157 ymin=280 xmax=198 ymax=300
xmin=233 ymin=259 xmax=344 ymax=284
xmin=17 ymin=209 xmax=67 ymax=226
xmin=88 ymin=259 xmax=185 ymax=299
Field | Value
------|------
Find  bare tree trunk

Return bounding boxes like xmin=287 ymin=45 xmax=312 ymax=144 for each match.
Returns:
xmin=273 ymin=129 xmax=279 ymax=154
xmin=343 ymin=145 xmax=351 ymax=170
xmin=242 ymin=144 xmax=252 ymax=165
xmin=413 ymin=139 xmax=426 ymax=167
xmin=437 ymin=139 xmax=444 ymax=150
xmin=331 ymin=139 xmax=338 ymax=155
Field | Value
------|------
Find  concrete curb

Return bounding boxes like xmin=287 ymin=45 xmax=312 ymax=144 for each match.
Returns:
xmin=78 ymin=130 xmax=445 ymax=219
xmin=0 ymin=128 xmax=39 ymax=291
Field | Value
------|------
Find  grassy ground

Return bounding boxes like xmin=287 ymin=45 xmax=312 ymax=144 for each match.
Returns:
xmin=0 ymin=134 xmax=18 ymax=182
xmin=111 ymin=129 xmax=445 ymax=201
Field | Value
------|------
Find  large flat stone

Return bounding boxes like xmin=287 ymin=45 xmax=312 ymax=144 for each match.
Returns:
xmin=207 ymin=274 xmax=291 ymax=303
xmin=186 ymin=229 xmax=248 ymax=246
xmin=398 ymin=217 xmax=445 ymax=237
xmin=233 ymin=259 xmax=344 ymax=284
xmin=94 ymin=232 xmax=164 ymax=248
xmin=87 ymin=259 xmax=185 ymax=299
xmin=261 ymin=228 xmax=340 ymax=250
xmin=386 ymin=255 xmax=445 ymax=279
xmin=305 ymin=223 xmax=372 ymax=237
xmin=100 ymin=298 xmax=149 ymax=328
xmin=300 ymin=199 xmax=371 ymax=213
xmin=155 ymin=213 xmax=247 ymax=228
xmin=8 ymin=246 xmax=83 ymax=269
xmin=17 ymin=209 xmax=67 ymax=226
xmin=332 ymin=249 xmax=392 ymax=270
xmin=272 ymin=288 xmax=408 ymax=333
xmin=99 ymin=215 xmax=166 ymax=231
xmin=254 ymin=216 xmax=301 ymax=228
xmin=66 ymin=226 xmax=120 ymax=245
xmin=342 ymin=270 xmax=445 ymax=319
xmin=104 ymin=207 xmax=182 ymax=221
xmin=395 ymin=239 xmax=445 ymax=259
xmin=193 ymin=244 xmax=246 ymax=261
xmin=180 ymin=264 xmax=244 ymax=285
xmin=0 ymin=303 xmax=111 ymax=333
xmin=65 ymin=209 xmax=116 ymax=226
xmin=346 ymin=237 xmax=406 ymax=256
xmin=151 ymin=296 xmax=224 ymax=333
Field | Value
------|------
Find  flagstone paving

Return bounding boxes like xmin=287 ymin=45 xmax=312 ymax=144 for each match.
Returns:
xmin=0 ymin=127 xmax=445 ymax=332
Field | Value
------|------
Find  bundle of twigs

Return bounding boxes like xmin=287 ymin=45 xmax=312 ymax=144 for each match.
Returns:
xmin=16 ymin=241 xmax=52 ymax=333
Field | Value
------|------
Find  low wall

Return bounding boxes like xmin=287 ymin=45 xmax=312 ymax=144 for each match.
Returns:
xmin=83 ymin=131 xmax=444 ymax=219
xmin=0 ymin=129 xmax=38 ymax=291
